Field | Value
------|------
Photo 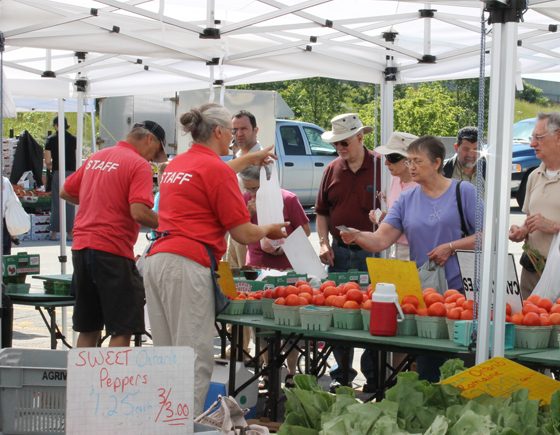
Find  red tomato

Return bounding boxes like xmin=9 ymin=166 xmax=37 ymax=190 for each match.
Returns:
xmin=443 ymin=289 xmax=460 ymax=298
xmin=523 ymin=312 xmax=541 ymax=326
xmin=537 ymin=298 xmax=553 ymax=312
xmin=312 ymin=294 xmax=325 ymax=306
xmin=460 ymin=309 xmax=474 ymax=320
xmin=424 ymin=293 xmax=444 ymax=307
xmin=427 ymin=302 xmax=447 ymax=317
xmin=285 ymin=294 xmax=300 ymax=306
xmin=346 ymin=289 xmax=364 ymax=303
xmin=447 ymin=307 xmax=463 ymax=320
xmin=343 ymin=300 xmax=360 ymax=309
xmin=401 ymin=303 xmax=417 ymax=315
xmin=402 ymin=295 xmax=420 ymax=308
xmin=362 ymin=299 xmax=373 ymax=310
xmin=274 ymin=297 xmax=286 ymax=305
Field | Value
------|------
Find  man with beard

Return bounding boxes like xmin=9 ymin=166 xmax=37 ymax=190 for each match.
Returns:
xmin=443 ymin=127 xmax=486 ymax=184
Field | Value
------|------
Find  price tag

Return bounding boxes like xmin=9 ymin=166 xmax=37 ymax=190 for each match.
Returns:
xmin=441 ymin=357 xmax=560 ymax=405
xmin=67 ymin=347 xmax=194 ymax=434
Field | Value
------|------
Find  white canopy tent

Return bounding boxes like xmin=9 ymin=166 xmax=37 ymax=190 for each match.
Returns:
xmin=1 ymin=0 xmax=560 ymax=361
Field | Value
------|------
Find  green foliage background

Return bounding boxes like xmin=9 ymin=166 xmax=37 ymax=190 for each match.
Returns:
xmin=2 ymin=112 xmax=97 ymax=158
xmin=3 ymin=78 xmax=560 ymax=154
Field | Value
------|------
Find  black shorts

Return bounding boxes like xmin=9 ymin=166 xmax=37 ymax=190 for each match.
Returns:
xmin=71 ymin=248 xmax=145 ymax=336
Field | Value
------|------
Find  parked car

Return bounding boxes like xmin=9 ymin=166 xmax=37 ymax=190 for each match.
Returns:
xmin=225 ymin=119 xmax=337 ymax=211
xmin=511 ymin=118 xmax=540 ymax=207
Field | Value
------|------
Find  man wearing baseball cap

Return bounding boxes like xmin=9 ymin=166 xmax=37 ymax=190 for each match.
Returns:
xmin=315 ymin=113 xmax=381 ymax=392
xmin=442 ymin=126 xmax=485 ymax=185
xmin=61 ymin=120 xmax=167 ymax=348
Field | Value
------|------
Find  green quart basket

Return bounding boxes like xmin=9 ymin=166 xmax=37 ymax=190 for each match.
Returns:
xmin=361 ymin=308 xmax=371 ymax=331
xmin=53 ymin=281 xmax=71 ymax=296
xmin=415 ymin=315 xmax=448 ymax=339
xmin=272 ymin=304 xmax=302 ymax=327
xmin=243 ymin=299 xmax=262 ymax=315
xmin=515 ymin=325 xmax=552 ymax=350
xmin=261 ymin=298 xmax=275 ymax=319
xmin=300 ymin=306 xmax=333 ymax=332
xmin=397 ymin=314 xmax=417 ymax=336
xmin=222 ymin=300 xmax=246 ymax=315
xmin=549 ymin=325 xmax=560 ymax=349
xmin=332 ymin=308 xmax=362 ymax=330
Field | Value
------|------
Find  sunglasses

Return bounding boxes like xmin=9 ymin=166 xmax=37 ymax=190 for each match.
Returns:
xmin=385 ymin=153 xmax=406 ymax=164
xmin=333 ymin=140 xmax=350 ymax=147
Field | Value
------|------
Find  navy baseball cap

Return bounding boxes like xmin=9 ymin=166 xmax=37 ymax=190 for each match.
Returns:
xmin=134 ymin=120 xmax=167 ymax=162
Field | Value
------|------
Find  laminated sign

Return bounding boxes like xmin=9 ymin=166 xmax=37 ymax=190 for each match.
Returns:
xmin=441 ymin=356 xmax=560 ymax=405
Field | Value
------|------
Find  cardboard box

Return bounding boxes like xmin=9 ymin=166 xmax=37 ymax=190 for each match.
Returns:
xmin=262 ymin=272 xmax=307 ymax=286
xmin=2 ymin=252 xmax=40 ymax=277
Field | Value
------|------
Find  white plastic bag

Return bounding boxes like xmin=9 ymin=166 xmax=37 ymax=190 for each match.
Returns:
xmin=255 ymin=163 xmax=285 ymax=250
xmin=532 ymin=234 xmax=560 ymax=301
xmin=418 ymin=260 xmax=448 ymax=294
xmin=5 ymin=194 xmax=30 ymax=236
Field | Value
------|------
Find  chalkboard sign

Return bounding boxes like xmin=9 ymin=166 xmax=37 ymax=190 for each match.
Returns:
xmin=66 ymin=347 xmax=194 ymax=434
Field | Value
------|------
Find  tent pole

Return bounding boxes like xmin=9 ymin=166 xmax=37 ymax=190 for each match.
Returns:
xmin=76 ymin=94 xmax=84 ymax=168
xmin=0 ymin=32 xmax=5 ymax=345
xmin=477 ymin=1 xmax=522 ymax=363
xmin=57 ymin=98 xmax=68 ymax=337
xmin=90 ymin=104 xmax=97 ymax=153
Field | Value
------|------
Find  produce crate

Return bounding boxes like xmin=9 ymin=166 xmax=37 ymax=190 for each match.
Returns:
xmin=415 ymin=316 xmax=448 ymax=339
xmin=20 ymin=195 xmax=51 ymax=212
xmin=332 ymin=308 xmax=362 ymax=330
xmin=300 ymin=306 xmax=333 ymax=331
xmin=234 ymin=279 xmax=271 ymax=292
xmin=261 ymin=298 xmax=275 ymax=319
xmin=272 ymin=304 xmax=301 ymax=327
xmin=549 ymin=325 xmax=560 ymax=349
xmin=361 ymin=308 xmax=370 ymax=331
xmin=397 ymin=314 xmax=417 ymax=336
xmin=243 ymin=299 xmax=263 ymax=315
xmin=452 ymin=321 xmax=515 ymax=350
xmin=515 ymin=325 xmax=552 ymax=350
xmin=262 ymin=272 xmax=307 ymax=287
xmin=5 ymin=283 xmax=31 ymax=294
xmin=327 ymin=269 xmax=369 ymax=287
xmin=222 ymin=300 xmax=246 ymax=315
xmin=0 ymin=348 xmax=67 ymax=434
xmin=2 ymin=252 xmax=40 ymax=278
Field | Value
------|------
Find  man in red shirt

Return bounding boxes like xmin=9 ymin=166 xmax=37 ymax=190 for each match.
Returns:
xmin=61 ymin=120 xmax=167 ymax=348
xmin=316 ymin=113 xmax=381 ymax=393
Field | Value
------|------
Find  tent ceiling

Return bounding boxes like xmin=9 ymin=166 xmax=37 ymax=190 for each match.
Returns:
xmin=1 ymin=0 xmax=560 ymax=97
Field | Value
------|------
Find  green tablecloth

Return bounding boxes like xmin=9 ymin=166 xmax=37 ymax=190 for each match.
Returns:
xmin=217 ymin=314 xmax=537 ymax=359
xmin=515 ymin=349 xmax=560 ymax=367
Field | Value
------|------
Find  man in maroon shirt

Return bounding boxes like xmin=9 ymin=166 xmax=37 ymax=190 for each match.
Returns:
xmin=316 ymin=113 xmax=381 ymax=393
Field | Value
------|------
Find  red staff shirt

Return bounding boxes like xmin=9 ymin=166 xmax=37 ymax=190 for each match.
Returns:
xmin=64 ymin=141 xmax=154 ymax=260
xmin=315 ymin=147 xmax=381 ymax=241
xmin=149 ymin=144 xmax=250 ymax=267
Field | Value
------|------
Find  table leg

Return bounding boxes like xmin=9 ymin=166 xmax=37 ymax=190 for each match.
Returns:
xmin=266 ymin=332 xmax=282 ymax=421
xmin=228 ymin=324 xmax=238 ymax=395
xmin=48 ymin=307 xmax=57 ymax=350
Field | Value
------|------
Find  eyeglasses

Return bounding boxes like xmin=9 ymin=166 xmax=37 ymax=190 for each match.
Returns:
xmin=531 ymin=132 xmax=549 ymax=143
xmin=244 ymin=186 xmax=259 ymax=193
xmin=385 ymin=153 xmax=405 ymax=164
xmin=333 ymin=140 xmax=350 ymax=147
xmin=404 ymin=158 xmax=425 ymax=168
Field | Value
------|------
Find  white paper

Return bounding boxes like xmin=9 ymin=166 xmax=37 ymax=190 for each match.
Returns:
xmin=283 ymin=226 xmax=328 ymax=279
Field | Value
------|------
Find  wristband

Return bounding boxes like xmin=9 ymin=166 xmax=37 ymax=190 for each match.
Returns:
xmin=448 ymin=242 xmax=455 ymax=255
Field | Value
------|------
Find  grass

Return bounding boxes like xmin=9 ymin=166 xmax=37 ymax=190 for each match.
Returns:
xmin=514 ymin=99 xmax=560 ymax=122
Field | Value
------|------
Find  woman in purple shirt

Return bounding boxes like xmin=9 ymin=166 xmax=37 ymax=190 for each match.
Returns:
xmin=341 ymin=135 xmax=479 ymax=381
xmin=341 ymin=135 xmax=477 ymax=290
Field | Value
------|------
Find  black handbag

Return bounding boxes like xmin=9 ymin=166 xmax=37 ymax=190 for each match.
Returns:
xmin=455 ymin=181 xmax=470 ymax=237
xmin=203 ymin=244 xmax=230 ymax=317
xmin=519 ymin=252 xmax=536 ymax=273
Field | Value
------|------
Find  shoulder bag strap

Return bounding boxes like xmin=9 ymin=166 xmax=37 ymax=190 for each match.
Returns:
xmin=455 ymin=181 xmax=469 ymax=237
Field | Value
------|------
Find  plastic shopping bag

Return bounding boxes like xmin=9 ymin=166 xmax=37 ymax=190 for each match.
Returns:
xmin=255 ymin=163 xmax=285 ymax=250
xmin=5 ymin=194 xmax=30 ymax=236
xmin=418 ymin=260 xmax=448 ymax=294
xmin=532 ymin=234 xmax=560 ymax=301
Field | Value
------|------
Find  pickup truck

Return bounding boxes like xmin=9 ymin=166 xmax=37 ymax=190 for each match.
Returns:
xmin=226 ymin=119 xmax=338 ymax=210
xmin=511 ymin=118 xmax=540 ymax=207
